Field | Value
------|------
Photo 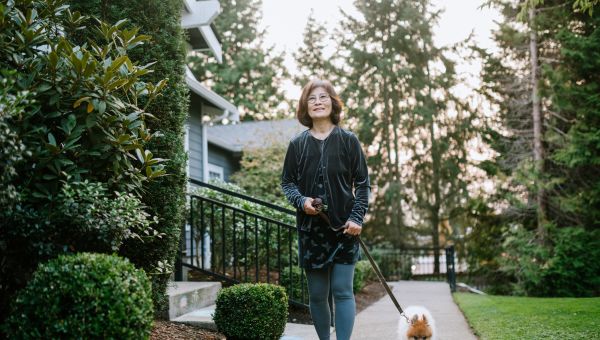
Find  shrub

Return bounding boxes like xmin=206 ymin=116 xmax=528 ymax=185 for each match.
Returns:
xmin=0 ymin=74 xmax=30 ymax=212
xmin=2 ymin=253 xmax=153 ymax=339
xmin=499 ymin=225 xmax=600 ymax=297
xmin=69 ymin=0 xmax=190 ymax=314
xmin=52 ymin=180 xmax=160 ymax=252
xmin=213 ymin=283 xmax=288 ymax=340
xmin=353 ymin=260 xmax=374 ymax=293
xmin=0 ymin=0 xmax=166 ymax=320
xmin=279 ymin=266 xmax=309 ymax=302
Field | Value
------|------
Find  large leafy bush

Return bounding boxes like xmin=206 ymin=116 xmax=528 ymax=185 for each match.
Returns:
xmin=2 ymin=253 xmax=153 ymax=339
xmin=68 ymin=0 xmax=190 ymax=314
xmin=0 ymin=0 xmax=165 ymax=320
xmin=0 ymin=74 xmax=29 ymax=210
xmin=213 ymin=283 xmax=288 ymax=340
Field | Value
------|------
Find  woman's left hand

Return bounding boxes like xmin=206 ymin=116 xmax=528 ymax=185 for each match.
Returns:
xmin=342 ymin=220 xmax=362 ymax=236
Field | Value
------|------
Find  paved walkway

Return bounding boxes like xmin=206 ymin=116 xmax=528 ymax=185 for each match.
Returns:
xmin=282 ymin=280 xmax=477 ymax=340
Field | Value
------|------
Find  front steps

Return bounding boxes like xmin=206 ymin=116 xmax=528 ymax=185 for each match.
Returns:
xmin=167 ymin=280 xmax=323 ymax=339
xmin=166 ymin=281 xmax=221 ymax=320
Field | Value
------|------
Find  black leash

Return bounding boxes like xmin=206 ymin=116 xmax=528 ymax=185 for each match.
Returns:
xmin=316 ymin=210 xmax=409 ymax=322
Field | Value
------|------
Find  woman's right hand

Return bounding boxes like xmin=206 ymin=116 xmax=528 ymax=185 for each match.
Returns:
xmin=303 ymin=197 xmax=319 ymax=215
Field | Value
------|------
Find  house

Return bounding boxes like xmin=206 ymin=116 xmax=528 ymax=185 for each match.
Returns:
xmin=180 ymin=0 xmax=240 ymax=183
xmin=180 ymin=1 xmax=305 ymax=184
xmin=205 ymin=118 xmax=306 ymax=181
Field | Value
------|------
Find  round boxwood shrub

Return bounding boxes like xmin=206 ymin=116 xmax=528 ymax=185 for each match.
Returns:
xmin=213 ymin=283 xmax=288 ymax=340
xmin=2 ymin=253 xmax=153 ymax=339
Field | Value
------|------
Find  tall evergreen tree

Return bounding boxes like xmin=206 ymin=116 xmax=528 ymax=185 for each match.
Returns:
xmin=478 ymin=0 xmax=592 ymax=230
xmin=293 ymin=11 xmax=335 ymax=87
xmin=478 ymin=0 xmax=553 ymax=230
xmin=69 ymin=0 xmax=189 ymax=315
xmin=338 ymin=0 xmax=478 ymax=272
xmin=188 ymin=0 xmax=288 ymax=120
xmin=473 ymin=0 xmax=600 ymax=295
xmin=545 ymin=4 xmax=600 ymax=230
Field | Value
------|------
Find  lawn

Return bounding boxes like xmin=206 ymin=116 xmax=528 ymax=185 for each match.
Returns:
xmin=454 ymin=293 xmax=600 ymax=340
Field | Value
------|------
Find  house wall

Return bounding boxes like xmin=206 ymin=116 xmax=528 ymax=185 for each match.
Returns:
xmin=207 ymin=143 xmax=239 ymax=182
xmin=187 ymin=93 xmax=205 ymax=181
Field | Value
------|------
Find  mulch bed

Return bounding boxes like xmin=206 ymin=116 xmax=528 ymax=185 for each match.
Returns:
xmin=151 ymin=320 xmax=225 ymax=340
xmin=151 ymin=280 xmax=388 ymax=339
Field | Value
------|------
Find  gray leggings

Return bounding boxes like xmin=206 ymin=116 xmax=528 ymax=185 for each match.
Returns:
xmin=305 ymin=264 xmax=356 ymax=340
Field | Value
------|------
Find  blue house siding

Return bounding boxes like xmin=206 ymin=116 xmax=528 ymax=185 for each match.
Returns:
xmin=207 ymin=143 xmax=239 ymax=182
xmin=187 ymin=94 xmax=205 ymax=181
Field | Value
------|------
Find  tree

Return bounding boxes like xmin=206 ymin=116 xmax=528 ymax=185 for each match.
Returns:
xmin=338 ymin=0 xmax=478 ymax=273
xmin=474 ymin=0 xmax=600 ymax=295
xmin=229 ymin=143 xmax=289 ymax=205
xmin=528 ymin=3 xmax=548 ymax=241
xmin=188 ymin=0 xmax=289 ymax=120
xmin=69 ymin=0 xmax=189 ymax=315
xmin=545 ymin=3 xmax=600 ymax=230
xmin=293 ymin=11 xmax=336 ymax=88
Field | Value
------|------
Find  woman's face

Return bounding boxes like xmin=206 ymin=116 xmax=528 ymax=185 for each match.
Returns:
xmin=307 ymin=87 xmax=332 ymax=122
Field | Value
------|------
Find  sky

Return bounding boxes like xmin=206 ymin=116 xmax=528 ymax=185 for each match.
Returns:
xmin=260 ymin=0 xmax=502 ymax=100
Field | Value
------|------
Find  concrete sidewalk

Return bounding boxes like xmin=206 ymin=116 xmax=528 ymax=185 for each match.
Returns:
xmin=285 ymin=281 xmax=478 ymax=340
xmin=347 ymin=281 xmax=477 ymax=340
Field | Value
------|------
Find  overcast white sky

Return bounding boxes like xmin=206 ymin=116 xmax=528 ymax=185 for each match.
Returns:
xmin=259 ymin=0 xmax=502 ymax=100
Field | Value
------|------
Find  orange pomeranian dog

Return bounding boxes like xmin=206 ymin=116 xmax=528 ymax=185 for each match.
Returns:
xmin=397 ymin=305 xmax=437 ymax=340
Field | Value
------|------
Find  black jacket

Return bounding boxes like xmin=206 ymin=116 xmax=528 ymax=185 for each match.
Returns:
xmin=281 ymin=126 xmax=370 ymax=231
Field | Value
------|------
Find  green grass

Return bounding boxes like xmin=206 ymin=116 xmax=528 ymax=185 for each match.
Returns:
xmin=454 ymin=293 xmax=600 ymax=340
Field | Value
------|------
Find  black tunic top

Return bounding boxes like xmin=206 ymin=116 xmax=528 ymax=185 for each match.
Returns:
xmin=281 ymin=127 xmax=370 ymax=269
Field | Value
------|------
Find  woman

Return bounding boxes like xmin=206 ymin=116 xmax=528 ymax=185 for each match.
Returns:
xmin=281 ymin=79 xmax=370 ymax=340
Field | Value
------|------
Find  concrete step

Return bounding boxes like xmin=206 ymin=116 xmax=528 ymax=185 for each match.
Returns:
xmin=172 ymin=304 xmax=329 ymax=340
xmin=171 ymin=304 xmax=218 ymax=330
xmin=167 ymin=281 xmax=221 ymax=320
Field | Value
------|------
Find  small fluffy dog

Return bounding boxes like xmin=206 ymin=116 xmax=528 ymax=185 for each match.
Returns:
xmin=397 ymin=306 xmax=437 ymax=340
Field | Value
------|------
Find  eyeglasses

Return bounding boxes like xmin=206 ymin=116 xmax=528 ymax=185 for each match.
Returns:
xmin=308 ymin=94 xmax=331 ymax=105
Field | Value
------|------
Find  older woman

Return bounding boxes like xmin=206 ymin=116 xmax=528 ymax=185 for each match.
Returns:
xmin=281 ymin=79 xmax=370 ymax=340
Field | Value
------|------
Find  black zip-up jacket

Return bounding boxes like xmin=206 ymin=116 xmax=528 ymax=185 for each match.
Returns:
xmin=281 ymin=126 xmax=370 ymax=231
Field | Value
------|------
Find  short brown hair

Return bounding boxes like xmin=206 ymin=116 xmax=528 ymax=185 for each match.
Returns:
xmin=296 ymin=79 xmax=343 ymax=128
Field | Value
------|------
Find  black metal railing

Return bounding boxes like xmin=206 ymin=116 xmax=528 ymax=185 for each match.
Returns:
xmin=177 ymin=179 xmax=459 ymax=306
xmin=445 ymin=245 xmax=457 ymax=292
xmin=369 ymin=245 xmax=458 ymax=291
xmin=180 ymin=179 xmax=309 ymax=308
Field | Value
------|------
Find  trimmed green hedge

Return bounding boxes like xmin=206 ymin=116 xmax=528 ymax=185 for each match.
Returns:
xmin=69 ymin=0 xmax=189 ymax=315
xmin=2 ymin=253 xmax=153 ymax=339
xmin=214 ymin=283 xmax=288 ymax=340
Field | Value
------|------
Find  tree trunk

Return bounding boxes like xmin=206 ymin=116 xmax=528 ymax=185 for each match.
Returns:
xmin=529 ymin=7 xmax=547 ymax=242
xmin=431 ymin=211 xmax=441 ymax=274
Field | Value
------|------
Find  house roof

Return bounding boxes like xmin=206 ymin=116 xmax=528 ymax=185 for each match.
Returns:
xmin=207 ymin=119 xmax=306 ymax=152
xmin=182 ymin=0 xmax=222 ymax=62
xmin=186 ymin=67 xmax=239 ymax=119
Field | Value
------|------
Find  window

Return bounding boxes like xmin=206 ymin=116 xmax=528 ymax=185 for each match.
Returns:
xmin=207 ymin=163 xmax=224 ymax=181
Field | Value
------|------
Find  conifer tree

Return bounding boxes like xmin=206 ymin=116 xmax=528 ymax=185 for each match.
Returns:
xmin=188 ymin=0 xmax=289 ymax=120
xmin=293 ymin=11 xmax=335 ymax=87
xmin=338 ymin=0 xmax=478 ymax=272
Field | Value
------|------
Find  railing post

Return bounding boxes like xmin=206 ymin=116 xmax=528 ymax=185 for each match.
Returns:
xmin=445 ymin=245 xmax=456 ymax=292
xmin=174 ymin=221 xmax=185 ymax=281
